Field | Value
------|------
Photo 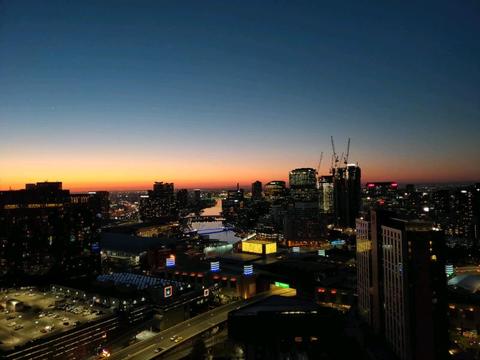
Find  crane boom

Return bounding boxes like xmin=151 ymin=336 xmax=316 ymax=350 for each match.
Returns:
xmin=344 ymin=138 xmax=351 ymax=165
xmin=331 ymin=136 xmax=339 ymax=169
xmin=317 ymin=151 xmax=324 ymax=174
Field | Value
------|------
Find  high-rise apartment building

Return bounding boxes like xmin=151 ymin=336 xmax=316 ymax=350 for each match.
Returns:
xmin=356 ymin=210 xmax=447 ymax=360
xmin=0 ymin=182 xmax=104 ymax=280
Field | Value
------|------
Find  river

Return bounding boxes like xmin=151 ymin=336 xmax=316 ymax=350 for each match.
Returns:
xmin=191 ymin=199 xmax=242 ymax=244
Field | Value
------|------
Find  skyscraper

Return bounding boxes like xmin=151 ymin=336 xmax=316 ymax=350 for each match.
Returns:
xmin=285 ymin=168 xmax=320 ymax=244
xmin=333 ymin=164 xmax=361 ymax=228
xmin=251 ymin=181 xmax=263 ymax=201
xmin=356 ymin=210 xmax=448 ymax=360
xmin=318 ymin=175 xmax=334 ymax=213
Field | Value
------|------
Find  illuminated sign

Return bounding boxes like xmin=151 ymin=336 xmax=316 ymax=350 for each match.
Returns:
xmin=331 ymin=240 xmax=345 ymax=247
xmin=243 ymin=265 xmax=253 ymax=276
xmin=210 ymin=261 xmax=220 ymax=272
xmin=164 ymin=286 xmax=173 ymax=298
xmin=166 ymin=255 xmax=175 ymax=267
xmin=91 ymin=242 xmax=101 ymax=253
xmin=445 ymin=264 xmax=454 ymax=277
xmin=318 ymin=249 xmax=326 ymax=257
xmin=274 ymin=281 xmax=290 ymax=288
xmin=203 ymin=289 xmax=210 ymax=297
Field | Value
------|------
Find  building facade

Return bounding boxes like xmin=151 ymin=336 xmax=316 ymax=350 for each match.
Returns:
xmin=355 ymin=210 xmax=448 ymax=360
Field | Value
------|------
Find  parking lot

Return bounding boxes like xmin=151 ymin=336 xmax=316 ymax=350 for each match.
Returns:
xmin=0 ymin=287 xmax=112 ymax=352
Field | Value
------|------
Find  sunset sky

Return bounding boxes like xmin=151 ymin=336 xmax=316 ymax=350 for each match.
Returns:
xmin=1 ymin=1 xmax=479 ymax=191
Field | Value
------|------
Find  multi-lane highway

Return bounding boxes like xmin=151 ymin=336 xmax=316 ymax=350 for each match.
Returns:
xmin=109 ymin=287 xmax=295 ymax=360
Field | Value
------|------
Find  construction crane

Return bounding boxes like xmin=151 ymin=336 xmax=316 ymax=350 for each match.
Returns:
xmin=316 ymin=151 xmax=324 ymax=175
xmin=344 ymin=137 xmax=351 ymax=165
xmin=331 ymin=136 xmax=339 ymax=170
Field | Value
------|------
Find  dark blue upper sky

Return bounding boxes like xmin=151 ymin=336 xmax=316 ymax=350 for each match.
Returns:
xmin=1 ymin=0 xmax=479 ymax=189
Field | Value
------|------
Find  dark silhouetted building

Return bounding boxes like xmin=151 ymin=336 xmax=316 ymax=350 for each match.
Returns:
xmin=222 ymin=183 xmax=244 ymax=214
xmin=0 ymin=182 xmax=104 ymax=281
xmin=363 ymin=182 xmax=398 ymax=211
xmin=176 ymin=188 xmax=189 ymax=210
xmin=333 ymin=164 xmax=361 ymax=228
xmin=139 ymin=182 xmax=177 ymax=221
xmin=251 ymin=181 xmax=262 ymax=201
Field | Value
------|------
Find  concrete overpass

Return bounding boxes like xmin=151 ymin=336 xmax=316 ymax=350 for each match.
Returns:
xmin=108 ymin=287 xmax=295 ymax=360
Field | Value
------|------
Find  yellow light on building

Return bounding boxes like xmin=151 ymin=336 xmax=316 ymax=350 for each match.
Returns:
xmin=265 ymin=242 xmax=277 ymax=254
xmin=242 ymin=241 xmax=263 ymax=254
xmin=242 ymin=239 xmax=277 ymax=255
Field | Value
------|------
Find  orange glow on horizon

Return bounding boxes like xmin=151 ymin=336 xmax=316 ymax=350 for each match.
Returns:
xmin=1 ymin=151 xmax=478 ymax=192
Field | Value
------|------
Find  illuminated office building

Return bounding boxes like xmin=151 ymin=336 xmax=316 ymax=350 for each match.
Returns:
xmin=285 ymin=168 xmax=320 ymax=244
xmin=318 ymin=175 xmax=334 ymax=213
xmin=289 ymin=168 xmax=317 ymax=202
xmin=264 ymin=181 xmax=286 ymax=202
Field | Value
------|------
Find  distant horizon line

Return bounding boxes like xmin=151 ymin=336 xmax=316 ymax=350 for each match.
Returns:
xmin=1 ymin=179 xmax=478 ymax=193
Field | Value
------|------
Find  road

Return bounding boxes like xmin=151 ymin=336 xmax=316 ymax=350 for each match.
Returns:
xmin=109 ymin=287 xmax=295 ymax=360
xmin=157 ymin=329 xmax=229 ymax=360
xmin=454 ymin=266 xmax=480 ymax=274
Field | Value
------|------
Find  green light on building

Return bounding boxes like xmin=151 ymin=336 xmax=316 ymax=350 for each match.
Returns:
xmin=274 ymin=281 xmax=290 ymax=288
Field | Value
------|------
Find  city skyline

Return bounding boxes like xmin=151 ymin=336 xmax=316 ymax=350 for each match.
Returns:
xmin=1 ymin=1 xmax=479 ymax=191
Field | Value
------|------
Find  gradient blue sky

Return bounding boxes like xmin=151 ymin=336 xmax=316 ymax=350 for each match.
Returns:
xmin=1 ymin=0 xmax=479 ymax=190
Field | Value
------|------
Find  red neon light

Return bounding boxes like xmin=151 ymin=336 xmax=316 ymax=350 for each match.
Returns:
xmin=222 ymin=277 xmax=228 ymax=281
xmin=331 ymin=289 xmax=337 ymax=294
xmin=213 ymin=275 xmax=220 ymax=280
xmin=391 ymin=182 xmax=398 ymax=188
xmin=318 ymin=288 xmax=325 ymax=293
xmin=367 ymin=183 xmax=375 ymax=188
xmin=230 ymin=278 xmax=237 ymax=281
